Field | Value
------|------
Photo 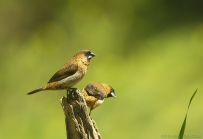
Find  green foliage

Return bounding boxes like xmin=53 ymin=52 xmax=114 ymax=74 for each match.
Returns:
xmin=178 ymin=89 xmax=197 ymax=139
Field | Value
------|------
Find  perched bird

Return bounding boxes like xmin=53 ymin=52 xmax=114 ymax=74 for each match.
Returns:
xmin=82 ymin=82 xmax=116 ymax=115
xmin=27 ymin=50 xmax=96 ymax=95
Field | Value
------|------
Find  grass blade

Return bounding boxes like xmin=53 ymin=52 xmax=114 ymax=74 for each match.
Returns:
xmin=178 ymin=89 xmax=198 ymax=139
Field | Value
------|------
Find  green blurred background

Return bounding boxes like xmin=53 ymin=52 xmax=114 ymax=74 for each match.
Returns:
xmin=0 ymin=0 xmax=203 ymax=139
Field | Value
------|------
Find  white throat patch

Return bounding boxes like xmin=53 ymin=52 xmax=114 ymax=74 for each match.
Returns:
xmin=88 ymin=55 xmax=93 ymax=59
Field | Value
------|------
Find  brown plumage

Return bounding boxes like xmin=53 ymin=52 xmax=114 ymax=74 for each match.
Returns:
xmin=27 ymin=50 xmax=96 ymax=95
xmin=82 ymin=82 xmax=116 ymax=115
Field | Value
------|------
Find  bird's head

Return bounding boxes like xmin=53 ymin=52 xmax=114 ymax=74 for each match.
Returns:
xmin=75 ymin=50 xmax=96 ymax=64
xmin=101 ymin=83 xmax=116 ymax=98
xmin=85 ymin=50 xmax=96 ymax=60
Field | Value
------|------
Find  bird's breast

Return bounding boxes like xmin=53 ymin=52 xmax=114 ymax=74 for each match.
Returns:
xmin=92 ymin=99 xmax=104 ymax=110
xmin=78 ymin=61 xmax=88 ymax=73
xmin=59 ymin=71 xmax=85 ymax=89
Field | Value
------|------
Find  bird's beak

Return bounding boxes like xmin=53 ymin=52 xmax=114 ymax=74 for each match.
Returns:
xmin=88 ymin=52 xmax=96 ymax=59
xmin=91 ymin=52 xmax=96 ymax=57
xmin=111 ymin=92 xmax=116 ymax=98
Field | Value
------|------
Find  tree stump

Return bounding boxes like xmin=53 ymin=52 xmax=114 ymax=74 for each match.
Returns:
xmin=60 ymin=89 xmax=102 ymax=139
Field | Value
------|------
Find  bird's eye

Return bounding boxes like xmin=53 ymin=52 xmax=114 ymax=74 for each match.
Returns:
xmin=85 ymin=51 xmax=91 ymax=56
xmin=85 ymin=51 xmax=95 ymax=59
xmin=87 ymin=51 xmax=91 ymax=55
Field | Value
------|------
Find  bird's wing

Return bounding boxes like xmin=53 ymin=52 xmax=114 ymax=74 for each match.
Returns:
xmin=48 ymin=62 xmax=78 ymax=83
xmin=84 ymin=83 xmax=106 ymax=100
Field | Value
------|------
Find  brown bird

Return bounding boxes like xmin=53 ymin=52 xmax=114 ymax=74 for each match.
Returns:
xmin=82 ymin=82 xmax=116 ymax=115
xmin=27 ymin=50 xmax=96 ymax=95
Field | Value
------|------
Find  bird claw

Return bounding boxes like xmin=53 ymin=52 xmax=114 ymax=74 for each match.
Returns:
xmin=67 ymin=88 xmax=78 ymax=94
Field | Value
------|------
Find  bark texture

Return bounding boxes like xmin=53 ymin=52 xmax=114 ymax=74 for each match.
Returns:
xmin=60 ymin=89 xmax=102 ymax=139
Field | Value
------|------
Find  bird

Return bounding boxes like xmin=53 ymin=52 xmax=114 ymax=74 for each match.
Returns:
xmin=82 ymin=82 xmax=116 ymax=115
xmin=27 ymin=49 xmax=96 ymax=95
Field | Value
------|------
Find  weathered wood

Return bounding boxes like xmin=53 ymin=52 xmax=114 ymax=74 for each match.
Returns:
xmin=60 ymin=89 xmax=102 ymax=139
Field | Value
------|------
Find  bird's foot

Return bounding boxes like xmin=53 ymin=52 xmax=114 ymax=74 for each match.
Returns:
xmin=89 ymin=109 xmax=92 ymax=116
xmin=67 ymin=88 xmax=78 ymax=92
xmin=67 ymin=88 xmax=79 ymax=94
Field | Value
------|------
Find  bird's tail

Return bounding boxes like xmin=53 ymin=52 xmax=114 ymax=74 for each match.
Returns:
xmin=27 ymin=88 xmax=43 ymax=95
